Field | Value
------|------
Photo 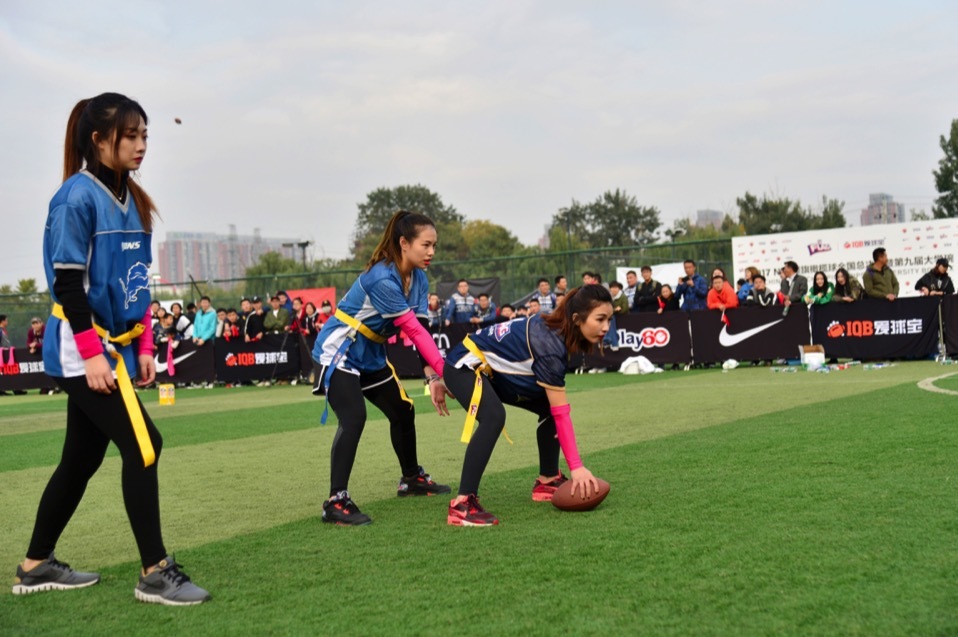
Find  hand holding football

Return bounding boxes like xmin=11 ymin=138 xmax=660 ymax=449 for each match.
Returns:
xmin=551 ymin=477 xmax=610 ymax=511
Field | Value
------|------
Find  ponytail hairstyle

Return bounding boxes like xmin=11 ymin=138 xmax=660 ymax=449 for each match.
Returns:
xmin=542 ymin=284 xmax=614 ymax=355
xmin=365 ymin=210 xmax=436 ymax=272
xmin=63 ymin=93 xmax=157 ymax=233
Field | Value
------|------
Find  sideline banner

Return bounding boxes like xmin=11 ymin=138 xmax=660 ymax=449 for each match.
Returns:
xmin=689 ymin=305 xmax=810 ymax=363
xmin=214 ymin=333 xmax=301 ymax=383
xmin=584 ymin=312 xmax=692 ymax=368
xmin=811 ymin=297 xmax=940 ymax=360
xmin=943 ymin=296 xmax=958 ymax=355
xmin=387 ymin=323 xmax=473 ymax=377
xmin=155 ymin=339 xmax=216 ymax=384
xmin=0 ymin=347 xmax=53 ymax=391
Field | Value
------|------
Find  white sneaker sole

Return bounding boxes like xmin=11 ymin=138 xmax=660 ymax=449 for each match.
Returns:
xmin=134 ymin=587 xmax=208 ymax=606
xmin=12 ymin=578 xmax=99 ymax=595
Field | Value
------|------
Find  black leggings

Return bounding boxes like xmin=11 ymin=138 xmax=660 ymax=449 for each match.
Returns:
xmin=325 ymin=365 xmax=419 ymax=497
xmin=444 ymin=364 xmax=560 ymax=496
xmin=27 ymin=375 xmax=166 ymax=568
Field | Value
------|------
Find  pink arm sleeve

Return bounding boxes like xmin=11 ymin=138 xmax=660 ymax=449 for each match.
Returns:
xmin=138 ymin=310 xmax=154 ymax=356
xmin=551 ymin=404 xmax=583 ymax=471
xmin=393 ymin=310 xmax=444 ymax=377
xmin=73 ymin=328 xmax=104 ymax=360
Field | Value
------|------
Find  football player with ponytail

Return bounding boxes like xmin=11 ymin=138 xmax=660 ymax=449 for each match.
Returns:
xmin=443 ymin=285 xmax=609 ymax=526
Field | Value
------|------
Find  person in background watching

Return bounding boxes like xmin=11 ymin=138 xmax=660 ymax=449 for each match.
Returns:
xmin=191 ymin=295 xmax=216 ymax=346
xmin=214 ymin=308 xmax=227 ymax=339
xmin=238 ymin=297 xmax=252 ymax=319
xmin=445 ymin=279 xmax=476 ymax=326
xmin=263 ymin=295 xmax=290 ymax=334
xmin=471 ymin=293 xmax=498 ymax=327
xmin=633 ymin=265 xmax=662 ymax=313
xmin=527 ymin=298 xmax=541 ymax=316
xmin=277 ymin=290 xmax=293 ymax=314
xmin=745 ymin=275 xmax=776 ymax=306
xmin=496 ymin=304 xmax=516 ymax=322
xmin=554 ymin=275 xmax=568 ymax=297
xmin=737 ymin=266 xmax=760 ymax=303
xmin=803 ymin=271 xmax=834 ymax=305
xmin=831 ymin=268 xmax=862 ymax=303
xmin=427 ymin=293 xmax=442 ymax=330
xmin=288 ymin=297 xmax=304 ymax=333
xmin=779 ymin=260 xmax=809 ymax=307
xmin=676 ymin=260 xmax=708 ymax=311
xmin=317 ymin=300 xmax=333 ymax=326
xmin=609 ymin=281 xmax=629 ymax=316
xmin=244 ymin=296 xmax=265 ymax=342
xmin=222 ymin=309 xmax=242 ymax=341
xmin=516 ymin=305 xmax=529 ymax=318
xmin=916 ymin=258 xmax=954 ymax=296
xmin=862 ymin=248 xmax=899 ymax=301
xmin=169 ymin=302 xmax=193 ymax=339
xmin=623 ymin=271 xmax=638 ymax=308
xmin=534 ymin=278 xmax=557 ymax=314
xmin=300 ymin=302 xmax=319 ymax=337
xmin=707 ymin=275 xmax=738 ymax=310
xmin=184 ymin=302 xmax=197 ymax=325
xmin=27 ymin=318 xmax=45 ymax=354
xmin=581 ymin=272 xmax=595 ymax=285
xmin=0 ymin=315 xmax=9 ymax=348
xmin=154 ymin=313 xmax=178 ymax=349
xmin=149 ymin=300 xmax=160 ymax=319
xmin=657 ymin=284 xmax=680 ymax=313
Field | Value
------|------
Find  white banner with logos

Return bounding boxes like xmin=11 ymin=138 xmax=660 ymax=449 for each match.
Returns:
xmin=732 ymin=218 xmax=958 ymax=298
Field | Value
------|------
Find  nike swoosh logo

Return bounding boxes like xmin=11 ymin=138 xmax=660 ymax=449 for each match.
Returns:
xmin=155 ymin=350 xmax=198 ymax=374
xmin=718 ymin=319 xmax=784 ymax=347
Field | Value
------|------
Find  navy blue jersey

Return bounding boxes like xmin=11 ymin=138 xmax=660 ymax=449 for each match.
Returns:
xmin=43 ymin=171 xmax=152 ymax=378
xmin=447 ymin=314 xmax=567 ymax=401
xmin=312 ymin=261 xmax=428 ymax=374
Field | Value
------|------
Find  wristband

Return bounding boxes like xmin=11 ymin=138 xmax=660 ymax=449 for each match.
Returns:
xmin=423 ymin=374 xmax=441 ymax=386
xmin=73 ymin=328 xmax=104 ymax=360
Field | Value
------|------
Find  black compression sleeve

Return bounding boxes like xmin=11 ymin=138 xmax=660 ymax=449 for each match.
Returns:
xmin=52 ymin=269 xmax=94 ymax=334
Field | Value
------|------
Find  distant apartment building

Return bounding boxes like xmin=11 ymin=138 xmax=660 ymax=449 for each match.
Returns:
xmin=157 ymin=226 xmax=299 ymax=282
xmin=695 ymin=209 xmax=723 ymax=230
xmin=860 ymin=193 xmax=905 ymax=226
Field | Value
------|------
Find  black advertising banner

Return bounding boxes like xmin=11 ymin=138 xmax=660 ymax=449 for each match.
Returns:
xmin=584 ymin=312 xmax=692 ymax=368
xmin=155 ymin=339 xmax=216 ymax=384
xmin=214 ymin=333 xmax=301 ymax=383
xmin=0 ymin=347 xmax=55 ymax=391
xmin=811 ymin=296 xmax=940 ymax=360
xmin=689 ymin=304 xmax=811 ymax=364
xmin=942 ymin=296 xmax=958 ymax=355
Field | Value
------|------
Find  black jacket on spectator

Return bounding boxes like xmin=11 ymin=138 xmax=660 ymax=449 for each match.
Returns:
xmin=657 ymin=294 xmax=681 ymax=312
xmin=244 ymin=311 xmax=264 ymax=340
xmin=633 ymin=279 xmax=663 ymax=312
xmin=915 ymin=270 xmax=955 ymax=295
xmin=745 ymin=288 xmax=777 ymax=307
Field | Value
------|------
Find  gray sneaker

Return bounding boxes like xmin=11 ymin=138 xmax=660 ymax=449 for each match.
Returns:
xmin=134 ymin=555 xmax=211 ymax=606
xmin=12 ymin=552 xmax=100 ymax=595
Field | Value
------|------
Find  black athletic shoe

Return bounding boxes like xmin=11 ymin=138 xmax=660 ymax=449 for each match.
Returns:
xmin=397 ymin=466 xmax=452 ymax=497
xmin=135 ymin=555 xmax=211 ymax=606
xmin=12 ymin=553 xmax=100 ymax=595
xmin=322 ymin=490 xmax=372 ymax=525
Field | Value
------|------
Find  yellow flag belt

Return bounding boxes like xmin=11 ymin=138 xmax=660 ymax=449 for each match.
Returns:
xmin=52 ymin=303 xmax=154 ymax=467
xmin=459 ymin=336 xmax=511 ymax=445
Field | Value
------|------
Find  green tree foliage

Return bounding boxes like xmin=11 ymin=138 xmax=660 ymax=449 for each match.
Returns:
xmin=351 ymin=185 xmax=466 ymax=265
xmin=461 ymin=220 xmax=521 ymax=262
xmin=552 ymin=189 xmax=662 ymax=248
xmin=933 ymin=119 xmax=958 ymax=218
xmin=245 ymin=252 xmax=303 ymax=277
xmin=736 ymin=192 xmax=846 ymax=235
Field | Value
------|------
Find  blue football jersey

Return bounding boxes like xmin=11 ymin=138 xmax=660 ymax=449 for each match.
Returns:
xmin=43 ymin=171 xmax=153 ymax=378
xmin=446 ymin=315 xmax=568 ymax=401
xmin=312 ymin=261 xmax=429 ymax=373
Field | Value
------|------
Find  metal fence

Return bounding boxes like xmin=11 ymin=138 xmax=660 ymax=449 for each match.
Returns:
xmin=0 ymin=237 xmax=733 ymax=346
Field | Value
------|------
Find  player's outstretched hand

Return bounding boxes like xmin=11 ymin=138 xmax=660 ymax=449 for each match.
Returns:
xmin=85 ymin=355 xmax=117 ymax=394
xmin=137 ymin=354 xmax=156 ymax=387
xmin=570 ymin=466 xmax=599 ymax=499
xmin=429 ymin=379 xmax=453 ymax=416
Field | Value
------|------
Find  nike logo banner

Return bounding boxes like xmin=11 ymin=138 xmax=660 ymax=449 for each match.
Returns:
xmin=155 ymin=339 xmax=215 ymax=384
xmin=689 ymin=305 xmax=811 ymax=363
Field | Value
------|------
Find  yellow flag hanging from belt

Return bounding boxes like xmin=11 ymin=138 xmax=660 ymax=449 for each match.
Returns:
xmin=52 ymin=304 xmax=155 ymax=467
xmin=459 ymin=336 xmax=512 ymax=445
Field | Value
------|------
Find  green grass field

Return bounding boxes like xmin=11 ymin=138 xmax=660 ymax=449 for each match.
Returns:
xmin=2 ymin=362 xmax=957 ymax=636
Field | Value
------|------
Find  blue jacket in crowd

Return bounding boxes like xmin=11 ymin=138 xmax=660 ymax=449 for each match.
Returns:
xmin=676 ymin=274 xmax=708 ymax=311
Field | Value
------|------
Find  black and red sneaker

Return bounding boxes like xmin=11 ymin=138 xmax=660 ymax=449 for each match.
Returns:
xmin=447 ymin=494 xmax=499 ymax=527
xmin=322 ymin=491 xmax=372 ymax=526
xmin=531 ymin=472 xmax=568 ymax=502
xmin=397 ymin=466 xmax=452 ymax=497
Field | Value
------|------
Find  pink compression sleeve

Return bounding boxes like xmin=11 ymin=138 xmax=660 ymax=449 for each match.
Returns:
xmin=393 ymin=311 xmax=444 ymax=377
xmin=138 ymin=310 xmax=154 ymax=356
xmin=73 ymin=328 xmax=103 ymax=360
xmin=551 ymin=403 xmax=583 ymax=471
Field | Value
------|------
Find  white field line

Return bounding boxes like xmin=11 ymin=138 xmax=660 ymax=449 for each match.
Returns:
xmin=916 ymin=372 xmax=958 ymax=396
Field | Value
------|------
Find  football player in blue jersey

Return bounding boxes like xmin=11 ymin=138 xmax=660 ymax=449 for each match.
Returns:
xmin=312 ymin=210 xmax=454 ymax=525
xmin=13 ymin=94 xmax=209 ymax=605
xmin=444 ymin=285 xmax=610 ymax=526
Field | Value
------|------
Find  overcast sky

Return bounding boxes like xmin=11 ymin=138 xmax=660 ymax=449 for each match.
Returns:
xmin=2 ymin=0 xmax=956 ymax=287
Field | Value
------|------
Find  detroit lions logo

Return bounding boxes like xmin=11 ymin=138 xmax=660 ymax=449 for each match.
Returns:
xmin=119 ymin=262 xmax=150 ymax=309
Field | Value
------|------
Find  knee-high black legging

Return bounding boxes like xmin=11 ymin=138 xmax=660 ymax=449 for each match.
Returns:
xmin=325 ymin=365 xmax=419 ymax=497
xmin=27 ymin=375 xmax=166 ymax=568
xmin=444 ymin=364 xmax=560 ymax=496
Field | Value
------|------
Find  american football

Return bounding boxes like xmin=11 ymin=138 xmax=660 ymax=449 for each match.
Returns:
xmin=551 ymin=477 xmax=610 ymax=512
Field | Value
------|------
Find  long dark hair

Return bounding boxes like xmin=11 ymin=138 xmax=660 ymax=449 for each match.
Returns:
xmin=541 ymin=284 xmax=613 ymax=355
xmin=63 ymin=93 xmax=157 ymax=232
xmin=811 ymin=270 xmax=829 ymax=295
xmin=365 ymin=210 xmax=436 ymax=272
